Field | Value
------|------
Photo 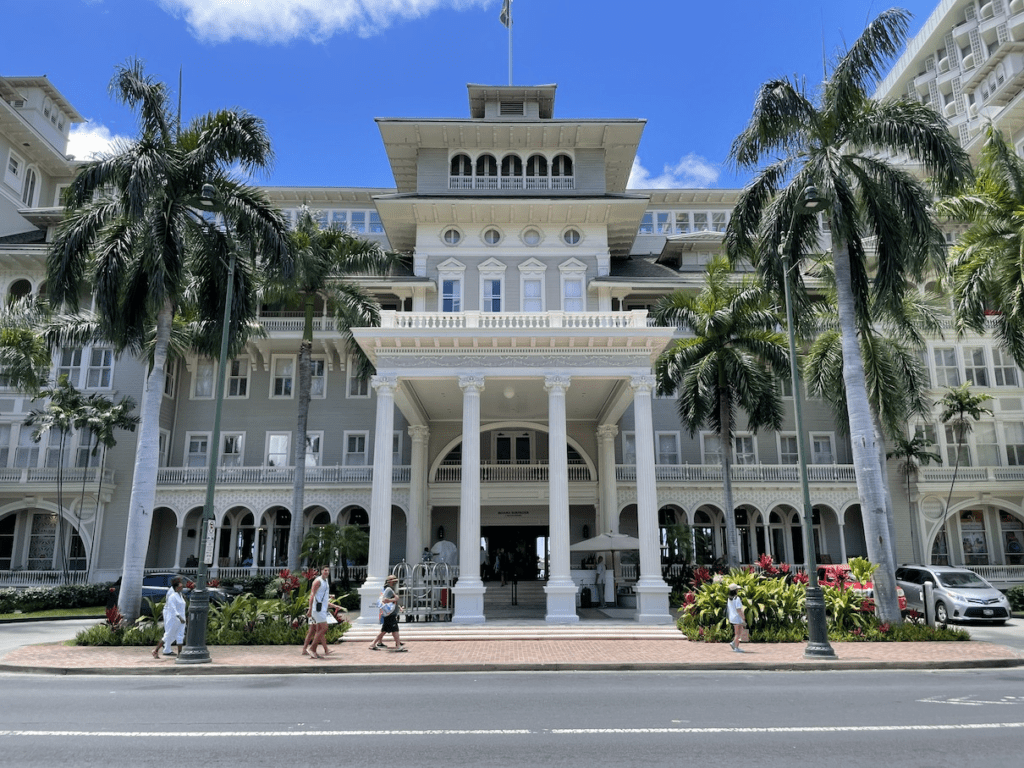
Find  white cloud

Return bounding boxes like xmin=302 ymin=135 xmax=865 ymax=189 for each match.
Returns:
xmin=66 ymin=123 xmax=129 ymax=161
xmin=157 ymin=0 xmax=490 ymax=44
xmin=627 ymin=154 xmax=720 ymax=189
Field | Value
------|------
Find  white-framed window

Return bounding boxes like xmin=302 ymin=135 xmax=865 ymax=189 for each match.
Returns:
xmin=343 ymin=431 xmax=368 ymax=466
xmin=14 ymin=427 xmax=39 ymax=468
xmin=693 ymin=212 xmax=709 ymax=232
xmin=944 ymin=424 xmax=971 ymax=466
xmin=310 ymin=357 xmax=327 ymax=398
xmin=993 ymin=348 xmax=1019 ymax=387
xmin=638 ymin=213 xmax=653 ymax=235
xmin=974 ymin=422 xmax=1000 ymax=466
xmin=437 ymin=258 xmax=465 ymax=313
xmin=304 ymin=432 xmax=323 ymax=467
xmin=349 ymin=210 xmax=367 ymax=234
xmin=346 ymin=355 xmax=369 ymax=398
xmin=622 ymin=432 xmax=636 ymax=465
xmin=964 ymin=346 xmax=989 ymax=387
xmin=185 ymin=433 xmax=210 ymax=468
xmin=701 ymin=433 xmax=723 ymax=465
xmin=163 ymin=358 xmax=177 ymax=399
xmin=482 ymin=279 xmax=502 ymax=312
xmin=227 ymin=357 xmax=249 ymax=398
xmin=158 ymin=429 xmax=170 ymax=468
xmin=21 ymin=166 xmax=38 ymax=207
xmin=521 ymin=227 xmax=543 ymax=246
xmin=220 ymin=433 xmax=245 ymax=467
xmin=656 ymin=432 xmax=680 ymax=464
xmin=86 ymin=347 xmax=113 ymax=389
xmin=57 ymin=348 xmax=82 ymax=385
xmin=0 ymin=424 xmax=11 ymax=467
xmin=1004 ymin=422 xmax=1024 ymax=465
xmin=441 ymin=227 xmax=462 ymax=246
xmin=559 ymin=259 xmax=586 ymax=312
xmin=562 ymin=227 xmax=582 ymax=246
xmin=393 ymin=430 xmax=403 ymax=465
xmin=192 ymin=359 xmax=215 ymax=399
xmin=54 ymin=183 xmax=70 ymax=207
xmin=266 ymin=432 xmax=290 ymax=467
xmin=482 ymin=227 xmax=503 ymax=246
xmin=933 ymin=347 xmax=961 ymax=387
xmin=733 ymin=435 xmax=756 ymax=465
xmin=75 ymin=431 xmax=101 ymax=468
xmin=778 ymin=434 xmax=799 ymax=465
xmin=270 ymin=355 xmax=295 ymax=399
xmin=810 ymin=433 xmax=835 ymax=464
xmin=5 ymin=149 xmax=24 ymax=190
xmin=519 ymin=258 xmax=546 ymax=313
xmin=45 ymin=438 xmax=70 ymax=469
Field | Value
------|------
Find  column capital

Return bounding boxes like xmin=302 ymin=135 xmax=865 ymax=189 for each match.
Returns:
xmin=458 ymin=375 xmax=485 ymax=393
xmin=408 ymin=425 xmax=430 ymax=443
xmin=544 ymin=374 xmax=571 ymax=393
xmin=371 ymin=374 xmax=399 ymax=395
xmin=629 ymin=374 xmax=656 ymax=394
xmin=597 ymin=424 xmax=619 ymax=441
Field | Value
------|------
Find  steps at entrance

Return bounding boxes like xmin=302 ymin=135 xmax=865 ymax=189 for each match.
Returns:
xmin=344 ymin=579 xmax=682 ymax=641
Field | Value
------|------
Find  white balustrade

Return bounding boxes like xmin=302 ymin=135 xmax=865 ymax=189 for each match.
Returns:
xmin=156 ymin=465 xmax=411 ymax=486
xmin=451 ymin=175 xmax=575 ymax=191
xmin=378 ymin=309 xmax=649 ymax=331
xmin=0 ymin=468 xmax=114 ymax=485
xmin=432 ymin=464 xmax=591 ymax=483
xmin=616 ymin=464 xmax=857 ymax=483
xmin=0 ymin=570 xmax=89 ymax=587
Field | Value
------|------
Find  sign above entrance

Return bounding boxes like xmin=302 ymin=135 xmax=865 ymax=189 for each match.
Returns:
xmin=498 ymin=510 xmax=531 ymax=517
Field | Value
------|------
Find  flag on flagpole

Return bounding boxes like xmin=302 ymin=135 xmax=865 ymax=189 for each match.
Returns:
xmin=500 ymin=0 xmax=512 ymax=28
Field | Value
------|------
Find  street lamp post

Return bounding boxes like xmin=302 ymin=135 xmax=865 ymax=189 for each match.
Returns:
xmin=178 ymin=183 xmax=236 ymax=665
xmin=781 ymin=185 xmax=837 ymax=659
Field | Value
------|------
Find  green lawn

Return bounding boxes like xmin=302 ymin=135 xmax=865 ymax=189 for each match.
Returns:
xmin=0 ymin=606 xmax=105 ymax=621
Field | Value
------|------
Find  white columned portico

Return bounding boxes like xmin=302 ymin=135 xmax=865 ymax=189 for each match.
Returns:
xmin=544 ymin=374 xmax=579 ymax=622
xmin=406 ymin=425 xmax=430 ymax=564
xmin=453 ymin=375 xmax=486 ymax=623
xmin=357 ymin=375 xmax=398 ymax=624
xmin=597 ymin=424 xmax=619 ymax=535
xmin=630 ymin=375 xmax=672 ymax=623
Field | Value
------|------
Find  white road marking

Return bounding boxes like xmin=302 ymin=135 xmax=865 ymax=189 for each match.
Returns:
xmin=1 ymin=724 xmax=1023 ymax=738
xmin=918 ymin=695 xmax=1018 ymax=706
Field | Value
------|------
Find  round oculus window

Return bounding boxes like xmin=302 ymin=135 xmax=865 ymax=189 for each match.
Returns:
xmin=483 ymin=228 xmax=502 ymax=245
xmin=563 ymin=228 xmax=582 ymax=245
xmin=522 ymin=228 xmax=542 ymax=246
xmin=442 ymin=228 xmax=462 ymax=245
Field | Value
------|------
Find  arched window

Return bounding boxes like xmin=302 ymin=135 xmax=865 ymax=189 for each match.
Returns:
xmin=450 ymin=154 xmax=472 ymax=176
xmin=8 ymin=279 xmax=32 ymax=304
xmin=21 ymin=167 xmax=38 ymax=206
xmin=500 ymin=155 xmax=523 ymax=177
xmin=526 ymin=154 xmax=548 ymax=177
xmin=551 ymin=154 xmax=573 ymax=177
xmin=476 ymin=154 xmax=498 ymax=177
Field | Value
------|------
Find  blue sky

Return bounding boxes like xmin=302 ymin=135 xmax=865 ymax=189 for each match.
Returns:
xmin=8 ymin=0 xmax=940 ymax=190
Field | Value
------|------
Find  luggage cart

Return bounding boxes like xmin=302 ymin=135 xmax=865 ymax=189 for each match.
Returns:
xmin=392 ymin=561 xmax=454 ymax=622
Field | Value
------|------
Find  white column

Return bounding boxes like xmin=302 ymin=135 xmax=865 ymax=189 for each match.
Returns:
xmin=597 ymin=424 xmax=619 ymax=535
xmin=630 ymin=375 xmax=672 ymax=624
xmin=406 ymin=425 xmax=430 ymax=563
xmin=357 ymin=375 xmax=398 ymax=624
xmin=452 ymin=375 xmax=486 ymax=623
xmin=544 ymin=374 xmax=579 ymax=623
xmin=173 ymin=524 xmax=184 ymax=570
xmin=838 ymin=522 xmax=848 ymax=564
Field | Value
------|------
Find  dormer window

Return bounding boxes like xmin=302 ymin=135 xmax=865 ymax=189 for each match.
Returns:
xmin=448 ymin=151 xmax=573 ymax=191
xmin=451 ymin=154 xmax=472 ymax=177
xmin=551 ymin=155 xmax=573 ymax=177
xmin=475 ymin=154 xmax=498 ymax=177
xmin=526 ymin=155 xmax=548 ymax=177
xmin=500 ymin=101 xmax=525 ymax=116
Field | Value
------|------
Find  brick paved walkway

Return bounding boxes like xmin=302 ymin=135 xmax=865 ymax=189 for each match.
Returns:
xmin=2 ymin=636 xmax=1022 ymax=675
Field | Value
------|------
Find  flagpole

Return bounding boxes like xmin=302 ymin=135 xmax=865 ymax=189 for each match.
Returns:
xmin=508 ymin=2 xmax=513 ymax=85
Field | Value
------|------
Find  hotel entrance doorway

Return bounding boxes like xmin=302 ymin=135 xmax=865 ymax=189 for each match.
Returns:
xmin=481 ymin=526 xmax=548 ymax=582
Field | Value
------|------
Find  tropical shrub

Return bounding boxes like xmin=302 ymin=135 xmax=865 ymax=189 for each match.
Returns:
xmin=1006 ymin=585 xmax=1024 ymax=613
xmin=0 ymin=582 xmax=113 ymax=614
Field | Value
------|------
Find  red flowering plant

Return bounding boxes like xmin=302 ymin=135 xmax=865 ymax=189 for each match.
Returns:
xmin=792 ymin=571 xmax=809 ymax=585
xmin=692 ymin=567 xmax=712 ymax=588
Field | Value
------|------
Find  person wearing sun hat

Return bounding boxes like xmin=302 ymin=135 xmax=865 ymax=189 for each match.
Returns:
xmin=370 ymin=575 xmax=406 ymax=651
xmin=727 ymin=583 xmax=746 ymax=653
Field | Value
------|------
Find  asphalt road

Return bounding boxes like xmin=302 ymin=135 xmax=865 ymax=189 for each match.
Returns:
xmin=0 ymin=668 xmax=1022 ymax=767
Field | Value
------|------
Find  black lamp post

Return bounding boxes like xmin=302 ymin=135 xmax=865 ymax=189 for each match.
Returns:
xmin=178 ymin=182 xmax=236 ymax=665
xmin=780 ymin=185 xmax=837 ymax=659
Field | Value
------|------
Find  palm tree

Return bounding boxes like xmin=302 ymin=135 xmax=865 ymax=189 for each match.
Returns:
xmin=0 ymin=297 xmax=52 ymax=394
xmin=300 ymin=523 xmax=369 ymax=590
xmin=23 ymin=377 xmax=85 ymax=583
xmin=267 ymin=207 xmax=396 ymax=569
xmin=46 ymin=59 xmax=289 ymax=621
xmin=726 ymin=8 xmax=972 ymax=622
xmin=939 ymin=382 xmax=993 ymax=533
xmin=652 ymin=257 xmax=790 ymax=568
xmin=938 ymin=126 xmax=1024 ymax=367
xmin=887 ymin=434 xmax=941 ymax=563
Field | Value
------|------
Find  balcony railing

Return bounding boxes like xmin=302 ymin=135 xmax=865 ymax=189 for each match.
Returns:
xmin=0 ymin=467 xmax=115 ymax=486
xmin=449 ymin=175 xmax=575 ymax=191
xmin=378 ymin=309 xmax=650 ymax=331
xmin=0 ymin=570 xmax=90 ymax=587
xmin=433 ymin=463 xmax=592 ymax=483
xmin=615 ymin=464 xmax=857 ymax=483
xmin=156 ymin=465 xmax=411 ymax=486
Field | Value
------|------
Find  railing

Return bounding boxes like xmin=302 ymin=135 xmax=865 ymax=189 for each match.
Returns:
xmin=918 ymin=467 xmax=1001 ymax=483
xmin=615 ymin=464 xmax=857 ymax=483
xmin=966 ymin=565 xmax=1024 ymax=586
xmin=0 ymin=570 xmax=90 ymax=587
xmin=449 ymin=175 xmax=575 ymax=191
xmin=433 ymin=464 xmax=592 ymax=483
xmin=143 ymin=564 xmax=369 ymax=583
xmin=0 ymin=467 xmax=115 ymax=485
xmin=378 ymin=309 xmax=650 ymax=331
xmin=258 ymin=316 xmax=336 ymax=333
xmin=156 ymin=465 xmax=411 ymax=486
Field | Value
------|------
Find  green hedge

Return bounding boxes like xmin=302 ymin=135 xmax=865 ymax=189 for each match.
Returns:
xmin=1007 ymin=585 xmax=1024 ymax=613
xmin=0 ymin=582 xmax=114 ymax=614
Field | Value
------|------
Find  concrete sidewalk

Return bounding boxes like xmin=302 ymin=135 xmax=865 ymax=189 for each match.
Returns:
xmin=2 ymin=635 xmax=1022 ymax=675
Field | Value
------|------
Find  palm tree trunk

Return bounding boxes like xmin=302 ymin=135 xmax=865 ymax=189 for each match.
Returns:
xmin=56 ymin=430 xmax=69 ymax=585
xmin=718 ymin=374 xmax=740 ymax=568
xmin=832 ymin=234 xmax=901 ymax=623
xmin=116 ymin=298 xmax=172 ymax=622
xmin=86 ymin=445 xmax=107 ymax=584
xmin=287 ymin=298 xmax=315 ymax=569
xmin=872 ymin=412 xmax=898 ymax=565
xmin=943 ymin=425 xmax=964 ymax=565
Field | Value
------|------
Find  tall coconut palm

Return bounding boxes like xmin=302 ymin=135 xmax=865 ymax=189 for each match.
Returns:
xmin=938 ymin=126 xmax=1024 ymax=367
xmin=652 ymin=257 xmax=790 ymax=568
xmin=726 ymin=8 xmax=972 ymax=622
xmin=887 ymin=434 xmax=942 ymax=563
xmin=267 ymin=207 xmax=397 ymax=569
xmin=47 ymin=58 xmax=289 ymax=620
xmin=939 ymin=382 xmax=993 ymax=529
